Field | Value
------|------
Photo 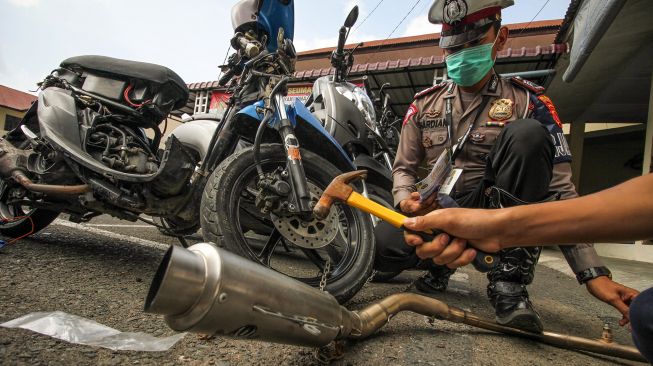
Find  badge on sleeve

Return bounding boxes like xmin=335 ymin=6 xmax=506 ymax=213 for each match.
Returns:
xmin=489 ymin=99 xmax=514 ymax=121
xmin=403 ymin=104 xmax=419 ymax=126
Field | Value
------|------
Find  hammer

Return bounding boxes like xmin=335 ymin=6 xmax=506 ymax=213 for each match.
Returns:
xmin=314 ymin=170 xmax=498 ymax=273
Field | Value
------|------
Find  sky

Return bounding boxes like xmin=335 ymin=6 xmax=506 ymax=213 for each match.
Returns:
xmin=0 ymin=0 xmax=571 ymax=93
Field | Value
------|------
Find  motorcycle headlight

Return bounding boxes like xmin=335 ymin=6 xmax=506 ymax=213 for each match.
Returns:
xmin=335 ymin=85 xmax=377 ymax=130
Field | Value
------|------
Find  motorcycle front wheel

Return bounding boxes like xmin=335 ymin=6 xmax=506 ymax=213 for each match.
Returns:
xmin=200 ymin=144 xmax=374 ymax=303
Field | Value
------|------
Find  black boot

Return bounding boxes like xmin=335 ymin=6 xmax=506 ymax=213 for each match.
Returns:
xmin=488 ymin=281 xmax=543 ymax=333
xmin=414 ymin=264 xmax=456 ymax=294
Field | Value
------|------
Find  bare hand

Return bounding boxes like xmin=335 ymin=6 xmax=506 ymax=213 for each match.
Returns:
xmin=399 ymin=192 xmax=438 ymax=216
xmin=586 ymin=276 xmax=639 ymax=326
xmin=403 ymin=230 xmax=477 ymax=269
xmin=402 ymin=209 xmax=503 ymax=270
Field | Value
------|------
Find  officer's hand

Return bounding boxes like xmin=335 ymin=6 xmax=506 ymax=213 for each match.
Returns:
xmin=585 ymin=276 xmax=639 ymax=326
xmin=399 ymin=192 xmax=438 ymax=216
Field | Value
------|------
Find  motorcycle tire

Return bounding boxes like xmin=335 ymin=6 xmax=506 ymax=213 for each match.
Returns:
xmin=201 ymin=144 xmax=375 ymax=304
xmin=0 ymin=134 xmax=59 ymax=239
xmin=366 ymin=183 xmax=402 ymax=283
xmin=0 ymin=183 xmax=59 ymax=238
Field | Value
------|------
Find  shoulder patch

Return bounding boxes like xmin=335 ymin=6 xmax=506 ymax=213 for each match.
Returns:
xmin=537 ymin=95 xmax=563 ymax=128
xmin=510 ymin=76 xmax=546 ymax=95
xmin=403 ymin=103 xmax=419 ymax=126
xmin=414 ymin=81 xmax=448 ymax=100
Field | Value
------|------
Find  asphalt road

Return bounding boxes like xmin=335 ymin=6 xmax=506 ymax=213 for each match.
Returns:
xmin=0 ymin=215 xmax=648 ymax=365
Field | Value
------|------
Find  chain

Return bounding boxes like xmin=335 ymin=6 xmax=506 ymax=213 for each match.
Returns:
xmin=319 ymin=259 xmax=331 ymax=291
xmin=363 ymin=269 xmax=378 ymax=288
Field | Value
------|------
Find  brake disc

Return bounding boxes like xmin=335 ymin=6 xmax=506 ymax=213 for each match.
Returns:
xmin=271 ymin=183 xmax=340 ymax=249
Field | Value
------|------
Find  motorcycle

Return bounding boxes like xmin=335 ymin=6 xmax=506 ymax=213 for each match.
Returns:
xmin=372 ymin=82 xmax=401 ymax=167
xmin=198 ymin=0 xmax=375 ymax=303
xmin=0 ymin=55 xmax=208 ymax=239
xmin=308 ymin=6 xmax=394 ymax=218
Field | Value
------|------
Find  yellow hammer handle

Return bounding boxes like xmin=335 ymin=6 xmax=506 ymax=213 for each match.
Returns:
xmin=346 ymin=192 xmax=407 ymax=228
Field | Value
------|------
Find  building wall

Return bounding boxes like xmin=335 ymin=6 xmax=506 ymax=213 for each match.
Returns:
xmin=0 ymin=106 xmax=27 ymax=132
xmin=578 ymin=129 xmax=644 ymax=195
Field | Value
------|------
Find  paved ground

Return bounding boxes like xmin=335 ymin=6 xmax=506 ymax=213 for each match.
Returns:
xmin=0 ymin=215 xmax=650 ymax=365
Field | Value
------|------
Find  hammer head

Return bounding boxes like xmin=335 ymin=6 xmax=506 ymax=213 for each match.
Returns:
xmin=313 ymin=170 xmax=368 ymax=220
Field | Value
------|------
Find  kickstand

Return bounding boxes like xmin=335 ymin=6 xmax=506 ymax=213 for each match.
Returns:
xmin=176 ymin=236 xmax=190 ymax=248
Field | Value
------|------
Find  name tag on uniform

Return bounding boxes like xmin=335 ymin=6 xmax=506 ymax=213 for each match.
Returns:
xmin=439 ymin=168 xmax=463 ymax=196
xmin=416 ymin=149 xmax=451 ymax=201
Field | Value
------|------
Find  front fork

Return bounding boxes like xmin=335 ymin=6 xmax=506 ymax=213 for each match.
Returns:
xmin=274 ymin=95 xmax=313 ymax=218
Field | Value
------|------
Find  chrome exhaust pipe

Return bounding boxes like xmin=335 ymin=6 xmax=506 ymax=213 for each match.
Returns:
xmin=145 ymin=244 xmax=646 ymax=363
xmin=145 ymin=244 xmax=357 ymax=348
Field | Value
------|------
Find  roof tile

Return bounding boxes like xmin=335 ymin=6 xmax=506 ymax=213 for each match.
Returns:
xmin=0 ymin=85 xmax=37 ymax=111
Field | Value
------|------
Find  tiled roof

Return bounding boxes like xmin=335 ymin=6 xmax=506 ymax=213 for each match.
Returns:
xmin=0 ymin=85 xmax=37 ymax=111
xmin=296 ymin=44 xmax=566 ymax=79
xmin=298 ymin=19 xmax=563 ymax=57
xmin=187 ymin=80 xmax=224 ymax=91
xmin=186 ymin=18 xmax=565 ymax=92
xmin=189 ymin=43 xmax=567 ymax=91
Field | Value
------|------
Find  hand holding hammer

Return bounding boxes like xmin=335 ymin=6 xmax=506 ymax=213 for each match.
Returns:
xmin=313 ymin=170 xmax=498 ymax=273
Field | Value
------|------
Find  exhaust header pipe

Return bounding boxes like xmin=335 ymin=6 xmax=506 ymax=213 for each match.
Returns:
xmin=0 ymin=139 xmax=89 ymax=195
xmin=145 ymin=244 xmax=646 ymax=363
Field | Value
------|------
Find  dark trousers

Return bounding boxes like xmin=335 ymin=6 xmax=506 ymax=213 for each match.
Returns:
xmin=375 ymin=119 xmax=555 ymax=286
xmin=631 ymin=287 xmax=653 ymax=363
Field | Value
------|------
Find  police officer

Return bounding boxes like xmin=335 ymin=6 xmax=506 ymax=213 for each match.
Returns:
xmin=374 ymin=0 xmax=638 ymax=333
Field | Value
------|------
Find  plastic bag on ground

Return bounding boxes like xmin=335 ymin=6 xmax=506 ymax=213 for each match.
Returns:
xmin=1 ymin=311 xmax=185 ymax=352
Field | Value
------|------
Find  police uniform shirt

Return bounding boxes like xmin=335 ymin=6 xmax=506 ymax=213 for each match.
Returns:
xmin=393 ymin=74 xmax=604 ymax=273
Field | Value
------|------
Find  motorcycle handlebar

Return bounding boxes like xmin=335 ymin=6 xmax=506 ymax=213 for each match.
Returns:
xmin=218 ymin=68 xmax=236 ymax=86
xmin=336 ymin=26 xmax=347 ymax=57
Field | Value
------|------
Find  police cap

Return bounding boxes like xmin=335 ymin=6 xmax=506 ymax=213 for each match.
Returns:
xmin=429 ymin=0 xmax=514 ymax=49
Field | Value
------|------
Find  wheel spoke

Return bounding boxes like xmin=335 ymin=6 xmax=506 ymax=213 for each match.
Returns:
xmin=300 ymin=248 xmax=325 ymax=271
xmin=325 ymin=244 xmax=343 ymax=265
xmin=258 ymin=228 xmax=282 ymax=266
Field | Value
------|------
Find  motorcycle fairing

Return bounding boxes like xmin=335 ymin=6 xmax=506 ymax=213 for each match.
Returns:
xmin=169 ymin=119 xmax=220 ymax=161
xmin=310 ymin=76 xmax=374 ymax=155
xmin=258 ymin=0 xmax=295 ymax=51
xmin=237 ymin=99 xmax=355 ymax=173
xmin=231 ymin=0 xmax=294 ymax=52
xmin=36 ymin=87 xmax=185 ymax=183
xmin=353 ymin=154 xmax=393 ymax=192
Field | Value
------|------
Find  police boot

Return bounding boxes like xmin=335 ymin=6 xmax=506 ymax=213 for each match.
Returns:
xmin=488 ymin=281 xmax=543 ymax=333
xmin=414 ymin=263 xmax=456 ymax=294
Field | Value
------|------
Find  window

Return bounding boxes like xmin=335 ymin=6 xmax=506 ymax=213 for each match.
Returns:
xmin=194 ymin=90 xmax=210 ymax=114
xmin=433 ymin=68 xmax=448 ymax=85
xmin=4 ymin=115 xmax=21 ymax=131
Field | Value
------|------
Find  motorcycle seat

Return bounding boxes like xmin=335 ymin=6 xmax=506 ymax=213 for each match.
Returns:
xmin=60 ymin=55 xmax=188 ymax=94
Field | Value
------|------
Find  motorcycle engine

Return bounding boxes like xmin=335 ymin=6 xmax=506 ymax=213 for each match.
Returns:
xmin=85 ymin=122 xmax=159 ymax=175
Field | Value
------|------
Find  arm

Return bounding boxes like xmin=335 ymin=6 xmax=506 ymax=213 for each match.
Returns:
xmin=550 ymin=163 xmax=606 ymax=272
xmin=403 ymin=173 xmax=653 ymax=251
xmin=495 ymin=173 xmax=653 ymax=247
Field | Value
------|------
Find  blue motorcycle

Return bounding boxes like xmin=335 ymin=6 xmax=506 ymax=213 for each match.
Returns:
xmin=198 ymin=0 xmax=374 ymax=303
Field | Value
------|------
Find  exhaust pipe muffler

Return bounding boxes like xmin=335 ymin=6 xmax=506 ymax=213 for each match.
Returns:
xmin=145 ymin=244 xmax=646 ymax=363
xmin=145 ymin=244 xmax=357 ymax=348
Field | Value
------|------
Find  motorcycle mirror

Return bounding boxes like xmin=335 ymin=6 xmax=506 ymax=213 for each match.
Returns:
xmin=344 ymin=6 xmax=359 ymax=28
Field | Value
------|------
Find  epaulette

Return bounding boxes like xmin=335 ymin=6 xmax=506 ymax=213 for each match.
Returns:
xmin=510 ymin=76 xmax=545 ymax=95
xmin=414 ymin=81 xmax=449 ymax=100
